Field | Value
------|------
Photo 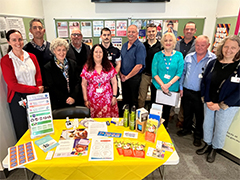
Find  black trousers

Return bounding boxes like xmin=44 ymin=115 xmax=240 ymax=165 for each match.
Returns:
xmin=9 ymin=92 xmax=29 ymax=141
xmin=151 ymin=84 xmax=172 ymax=128
xmin=121 ymin=73 xmax=141 ymax=110
xmin=182 ymin=88 xmax=204 ymax=139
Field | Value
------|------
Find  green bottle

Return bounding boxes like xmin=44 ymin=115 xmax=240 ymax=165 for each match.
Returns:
xmin=129 ymin=105 xmax=136 ymax=130
xmin=123 ymin=104 xmax=129 ymax=127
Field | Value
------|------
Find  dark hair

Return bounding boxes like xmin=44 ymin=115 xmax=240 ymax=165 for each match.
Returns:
xmin=101 ymin=27 xmax=111 ymax=35
xmin=86 ymin=44 xmax=112 ymax=72
xmin=146 ymin=23 xmax=157 ymax=30
xmin=216 ymin=35 xmax=240 ymax=62
xmin=6 ymin=29 xmax=22 ymax=53
xmin=30 ymin=18 xmax=43 ymax=29
xmin=184 ymin=21 xmax=196 ymax=29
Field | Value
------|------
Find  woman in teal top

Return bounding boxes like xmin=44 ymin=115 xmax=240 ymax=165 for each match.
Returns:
xmin=151 ymin=32 xmax=184 ymax=128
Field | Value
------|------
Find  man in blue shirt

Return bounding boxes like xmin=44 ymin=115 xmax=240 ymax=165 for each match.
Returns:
xmin=177 ymin=35 xmax=216 ymax=147
xmin=120 ymin=25 xmax=146 ymax=109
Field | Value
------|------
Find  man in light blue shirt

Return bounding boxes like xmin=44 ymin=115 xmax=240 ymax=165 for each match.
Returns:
xmin=177 ymin=35 xmax=216 ymax=147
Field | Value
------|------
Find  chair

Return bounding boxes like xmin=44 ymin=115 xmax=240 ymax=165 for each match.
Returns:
xmin=52 ymin=106 xmax=90 ymax=119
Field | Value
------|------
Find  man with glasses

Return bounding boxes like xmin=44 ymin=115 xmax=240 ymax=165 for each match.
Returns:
xmin=66 ymin=28 xmax=90 ymax=76
xmin=24 ymin=18 xmax=53 ymax=89
xmin=138 ymin=24 xmax=161 ymax=108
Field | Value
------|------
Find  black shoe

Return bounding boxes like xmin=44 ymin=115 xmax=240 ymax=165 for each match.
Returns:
xmin=196 ymin=143 xmax=212 ymax=155
xmin=177 ymin=130 xmax=192 ymax=137
xmin=207 ymin=148 xmax=217 ymax=163
xmin=193 ymin=138 xmax=202 ymax=147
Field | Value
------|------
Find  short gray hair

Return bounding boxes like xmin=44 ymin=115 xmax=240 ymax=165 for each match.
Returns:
xmin=196 ymin=35 xmax=209 ymax=44
xmin=50 ymin=38 xmax=69 ymax=53
xmin=161 ymin=32 xmax=177 ymax=49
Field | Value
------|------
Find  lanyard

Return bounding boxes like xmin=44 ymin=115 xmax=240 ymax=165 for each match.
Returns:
xmin=163 ymin=50 xmax=173 ymax=74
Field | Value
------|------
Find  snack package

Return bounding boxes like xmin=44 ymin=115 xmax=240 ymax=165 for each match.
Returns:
xmin=132 ymin=142 xmax=146 ymax=158
xmin=145 ymin=118 xmax=158 ymax=143
xmin=122 ymin=140 xmax=134 ymax=157
xmin=114 ymin=140 xmax=124 ymax=155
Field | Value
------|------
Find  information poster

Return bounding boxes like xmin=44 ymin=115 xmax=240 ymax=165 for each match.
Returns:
xmin=81 ymin=21 xmax=92 ymax=37
xmin=6 ymin=17 xmax=26 ymax=39
xmin=105 ymin=21 xmax=115 ymax=36
xmin=112 ymin=37 xmax=122 ymax=50
xmin=162 ymin=20 xmax=179 ymax=38
xmin=212 ymin=24 xmax=230 ymax=53
xmin=131 ymin=20 xmax=147 ymax=42
xmin=93 ymin=21 xmax=103 ymax=37
xmin=69 ymin=21 xmax=80 ymax=35
xmin=0 ymin=17 xmax=7 ymax=43
xmin=27 ymin=93 xmax=54 ymax=139
xmin=116 ymin=21 xmax=127 ymax=36
xmin=57 ymin=21 xmax=68 ymax=38
xmin=148 ymin=20 xmax=163 ymax=40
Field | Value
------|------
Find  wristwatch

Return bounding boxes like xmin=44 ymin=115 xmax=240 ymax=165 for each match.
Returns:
xmin=113 ymin=95 xmax=117 ymax=98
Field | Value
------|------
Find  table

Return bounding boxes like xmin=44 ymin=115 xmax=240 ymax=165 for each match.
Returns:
xmin=3 ymin=118 xmax=179 ymax=180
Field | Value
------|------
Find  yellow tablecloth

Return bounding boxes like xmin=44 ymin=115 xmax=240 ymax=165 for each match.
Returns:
xmin=18 ymin=118 xmax=175 ymax=180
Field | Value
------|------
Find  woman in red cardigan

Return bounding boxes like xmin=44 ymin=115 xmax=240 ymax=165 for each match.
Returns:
xmin=0 ymin=29 xmax=43 ymax=141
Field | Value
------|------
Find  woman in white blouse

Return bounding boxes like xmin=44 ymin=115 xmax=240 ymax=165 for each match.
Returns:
xmin=0 ymin=29 xmax=43 ymax=141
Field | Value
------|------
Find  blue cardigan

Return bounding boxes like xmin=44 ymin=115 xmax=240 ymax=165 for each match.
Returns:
xmin=201 ymin=59 xmax=240 ymax=109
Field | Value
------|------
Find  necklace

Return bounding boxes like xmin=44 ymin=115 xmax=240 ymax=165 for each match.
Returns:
xmin=222 ymin=63 xmax=229 ymax=69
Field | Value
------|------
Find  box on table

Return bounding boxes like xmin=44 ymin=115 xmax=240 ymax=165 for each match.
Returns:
xmin=135 ymin=108 xmax=148 ymax=133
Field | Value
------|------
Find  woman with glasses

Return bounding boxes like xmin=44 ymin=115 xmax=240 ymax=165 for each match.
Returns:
xmin=44 ymin=38 xmax=80 ymax=110
xmin=1 ymin=29 xmax=43 ymax=140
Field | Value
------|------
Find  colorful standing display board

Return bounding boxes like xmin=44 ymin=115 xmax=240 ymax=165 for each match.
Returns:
xmin=26 ymin=93 xmax=54 ymax=139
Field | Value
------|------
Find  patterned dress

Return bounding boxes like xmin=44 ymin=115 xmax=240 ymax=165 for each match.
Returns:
xmin=81 ymin=65 xmax=119 ymax=118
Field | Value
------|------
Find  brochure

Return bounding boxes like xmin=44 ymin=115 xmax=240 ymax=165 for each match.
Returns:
xmin=156 ymin=140 xmax=174 ymax=152
xmin=145 ymin=118 xmax=159 ymax=143
xmin=8 ymin=141 xmax=37 ymax=171
xmin=114 ymin=140 xmax=124 ymax=155
xmin=35 ymin=135 xmax=59 ymax=152
xmin=132 ymin=142 xmax=146 ymax=158
xmin=146 ymin=147 xmax=165 ymax=160
xmin=89 ymin=138 xmax=114 ymax=161
xmin=122 ymin=140 xmax=134 ymax=157
xmin=87 ymin=122 xmax=107 ymax=139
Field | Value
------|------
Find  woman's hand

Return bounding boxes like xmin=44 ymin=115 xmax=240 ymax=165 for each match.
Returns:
xmin=111 ymin=97 xmax=117 ymax=106
xmin=161 ymin=83 xmax=170 ymax=93
xmin=66 ymin=97 xmax=75 ymax=105
xmin=84 ymin=101 xmax=90 ymax=109
xmin=38 ymin=86 xmax=44 ymax=93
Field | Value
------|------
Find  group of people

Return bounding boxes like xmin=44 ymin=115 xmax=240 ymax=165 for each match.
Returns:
xmin=1 ymin=19 xmax=240 ymax=164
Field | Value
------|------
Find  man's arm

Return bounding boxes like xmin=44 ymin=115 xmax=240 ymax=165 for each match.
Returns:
xmin=121 ymin=64 xmax=142 ymax=82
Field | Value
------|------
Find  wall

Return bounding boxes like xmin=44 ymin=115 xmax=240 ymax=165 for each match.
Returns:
xmin=0 ymin=0 xmax=44 ymax=171
xmin=42 ymin=0 xmax=218 ymax=43
xmin=216 ymin=0 xmax=239 ymax=17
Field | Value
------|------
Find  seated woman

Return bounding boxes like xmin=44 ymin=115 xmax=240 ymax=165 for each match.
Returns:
xmin=1 ymin=29 xmax=43 ymax=140
xmin=44 ymin=38 xmax=80 ymax=110
xmin=81 ymin=44 xmax=118 ymax=118
xmin=151 ymin=32 xmax=184 ymax=129
xmin=196 ymin=35 xmax=240 ymax=163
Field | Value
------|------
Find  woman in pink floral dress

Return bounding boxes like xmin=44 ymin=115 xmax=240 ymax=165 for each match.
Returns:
xmin=81 ymin=44 xmax=119 ymax=118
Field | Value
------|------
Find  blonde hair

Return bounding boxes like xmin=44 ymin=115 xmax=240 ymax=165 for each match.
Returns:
xmin=50 ymin=38 xmax=69 ymax=54
xmin=161 ymin=32 xmax=177 ymax=49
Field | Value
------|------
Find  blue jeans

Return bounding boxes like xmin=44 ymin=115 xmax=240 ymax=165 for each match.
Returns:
xmin=203 ymin=103 xmax=239 ymax=149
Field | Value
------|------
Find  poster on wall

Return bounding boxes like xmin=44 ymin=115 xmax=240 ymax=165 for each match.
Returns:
xmin=0 ymin=44 xmax=8 ymax=56
xmin=162 ymin=20 xmax=178 ymax=38
xmin=82 ymin=39 xmax=93 ymax=48
xmin=69 ymin=21 xmax=80 ymax=35
xmin=93 ymin=21 xmax=103 ymax=37
xmin=112 ymin=37 xmax=122 ymax=50
xmin=212 ymin=24 xmax=230 ymax=53
xmin=105 ymin=21 xmax=115 ymax=36
xmin=57 ymin=21 xmax=69 ymax=38
xmin=116 ymin=21 xmax=127 ymax=36
xmin=131 ymin=20 xmax=147 ymax=42
xmin=6 ymin=17 xmax=26 ymax=39
xmin=0 ymin=17 xmax=7 ymax=43
xmin=148 ymin=20 xmax=163 ymax=41
xmin=81 ymin=21 xmax=92 ymax=37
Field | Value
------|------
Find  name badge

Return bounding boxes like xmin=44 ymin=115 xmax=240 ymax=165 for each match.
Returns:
xmin=164 ymin=74 xmax=171 ymax=79
xmin=108 ymin=55 xmax=112 ymax=60
xmin=96 ymin=88 xmax=103 ymax=93
xmin=198 ymin=74 xmax=203 ymax=79
xmin=231 ymin=75 xmax=240 ymax=83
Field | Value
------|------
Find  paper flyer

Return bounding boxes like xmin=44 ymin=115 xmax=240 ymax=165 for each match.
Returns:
xmin=26 ymin=93 xmax=54 ymax=139
xmin=93 ymin=21 xmax=104 ymax=37
xmin=6 ymin=17 xmax=26 ymax=39
xmin=162 ymin=20 xmax=178 ymax=38
xmin=57 ymin=21 xmax=68 ymax=38
xmin=147 ymin=147 xmax=165 ymax=160
xmin=111 ymin=37 xmax=122 ymax=50
xmin=69 ymin=21 xmax=80 ymax=35
xmin=89 ymin=138 xmax=114 ymax=161
xmin=212 ymin=24 xmax=230 ymax=53
xmin=148 ymin=20 xmax=163 ymax=40
xmin=156 ymin=140 xmax=174 ymax=152
xmin=105 ymin=21 xmax=115 ymax=36
xmin=8 ymin=141 xmax=37 ymax=171
xmin=35 ymin=135 xmax=59 ymax=152
xmin=81 ymin=21 xmax=92 ymax=37
xmin=116 ymin=21 xmax=127 ymax=36
xmin=0 ymin=17 xmax=7 ymax=43
xmin=87 ymin=122 xmax=107 ymax=139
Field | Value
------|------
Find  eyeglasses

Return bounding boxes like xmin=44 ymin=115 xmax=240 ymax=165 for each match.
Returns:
xmin=71 ymin=33 xmax=82 ymax=37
